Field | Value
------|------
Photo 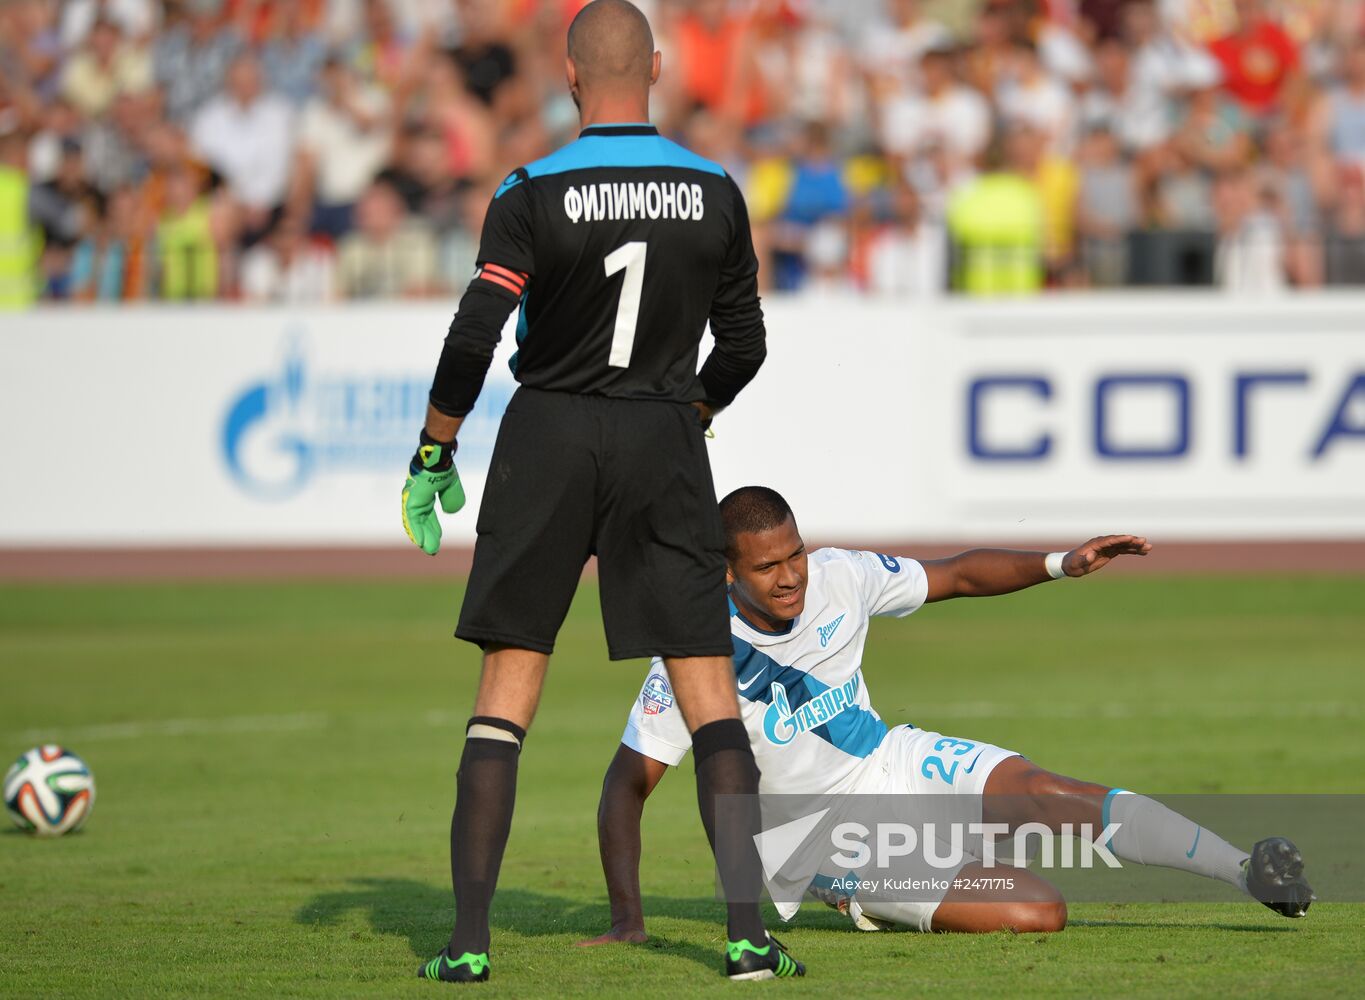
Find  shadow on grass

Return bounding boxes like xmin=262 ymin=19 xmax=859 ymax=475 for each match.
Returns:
xmin=295 ymin=878 xmax=724 ymax=973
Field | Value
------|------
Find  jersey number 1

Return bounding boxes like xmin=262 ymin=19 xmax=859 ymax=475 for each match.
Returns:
xmin=604 ymin=241 xmax=647 ymax=368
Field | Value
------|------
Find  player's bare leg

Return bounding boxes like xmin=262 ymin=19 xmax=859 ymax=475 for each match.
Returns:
xmin=982 ymin=757 xmax=1313 ymax=919
xmin=668 ymin=655 xmax=804 ymax=979
xmin=426 ymin=646 xmax=549 ymax=983
xmin=666 ymin=655 xmax=742 ymax=730
xmin=471 ymin=646 xmax=550 ymax=730
xmin=931 ymin=864 xmax=1067 ymax=933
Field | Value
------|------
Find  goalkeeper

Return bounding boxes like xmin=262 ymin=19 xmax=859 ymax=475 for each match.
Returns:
xmin=581 ymin=486 xmax=1314 ymax=940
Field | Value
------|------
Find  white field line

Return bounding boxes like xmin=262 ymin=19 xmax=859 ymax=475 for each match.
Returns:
xmin=427 ymin=703 xmax=1359 ymax=727
xmin=896 ymin=701 xmax=1360 ymax=720
xmin=8 ymin=712 xmax=329 ymax=744
xmin=9 ymin=701 xmax=1358 ymax=746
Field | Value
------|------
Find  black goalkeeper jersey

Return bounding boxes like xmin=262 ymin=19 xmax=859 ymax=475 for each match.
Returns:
xmin=429 ymin=123 xmax=766 ymax=416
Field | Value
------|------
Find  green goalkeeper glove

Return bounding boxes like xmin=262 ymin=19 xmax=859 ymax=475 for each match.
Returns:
xmin=402 ymin=432 xmax=466 ymax=556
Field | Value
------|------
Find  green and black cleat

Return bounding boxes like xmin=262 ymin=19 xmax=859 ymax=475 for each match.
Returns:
xmin=725 ymin=934 xmax=805 ymax=981
xmin=417 ymin=948 xmax=490 ymax=983
xmin=1245 ymin=836 xmax=1315 ymax=918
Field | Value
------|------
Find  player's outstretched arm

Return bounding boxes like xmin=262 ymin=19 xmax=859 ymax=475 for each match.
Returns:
xmin=576 ymin=744 xmax=669 ymax=946
xmin=923 ymin=534 xmax=1151 ymax=603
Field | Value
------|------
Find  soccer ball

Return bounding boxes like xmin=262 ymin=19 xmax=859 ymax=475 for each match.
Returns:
xmin=4 ymin=745 xmax=96 ymax=836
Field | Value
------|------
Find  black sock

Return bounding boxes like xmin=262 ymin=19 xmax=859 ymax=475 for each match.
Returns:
xmin=448 ymin=716 xmax=525 ymax=957
xmin=692 ymin=718 xmax=767 ymax=945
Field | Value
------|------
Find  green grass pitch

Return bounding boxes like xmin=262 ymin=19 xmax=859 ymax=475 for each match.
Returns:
xmin=2 ymin=573 xmax=1363 ymax=998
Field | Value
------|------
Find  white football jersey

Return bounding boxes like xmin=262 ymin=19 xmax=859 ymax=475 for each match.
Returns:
xmin=622 ymin=548 xmax=929 ymax=795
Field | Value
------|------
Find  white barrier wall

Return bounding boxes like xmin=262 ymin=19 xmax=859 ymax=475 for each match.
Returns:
xmin=2 ymin=295 xmax=1363 ymax=546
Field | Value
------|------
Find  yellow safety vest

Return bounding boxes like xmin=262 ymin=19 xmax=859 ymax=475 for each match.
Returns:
xmin=0 ymin=167 xmax=39 ymax=310
xmin=157 ymin=199 xmax=217 ymax=301
xmin=947 ymin=173 xmax=1044 ymax=296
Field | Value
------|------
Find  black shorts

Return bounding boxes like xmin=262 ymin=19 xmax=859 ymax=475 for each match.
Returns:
xmin=456 ymin=387 xmax=732 ymax=660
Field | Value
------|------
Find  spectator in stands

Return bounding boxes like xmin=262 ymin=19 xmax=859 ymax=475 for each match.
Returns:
xmin=1124 ymin=0 xmax=1223 ymax=122
xmin=336 ymin=177 xmax=437 ymax=298
xmin=154 ymin=0 xmax=242 ymax=124
xmin=1 ymin=0 xmax=65 ymax=106
xmin=997 ymin=40 xmax=1077 ymax=155
xmin=671 ymin=0 xmax=765 ymax=128
xmin=1134 ymin=136 xmax=1218 ymax=286
xmin=29 ymin=137 xmax=101 ymax=297
xmin=861 ymin=0 xmax=954 ymax=102
xmin=420 ymin=56 xmax=497 ymax=191
xmin=880 ymin=46 xmax=992 ymax=181
xmin=852 ymin=172 xmax=946 ymax=296
xmin=128 ymin=121 xmax=201 ymax=247
xmin=437 ymin=180 xmax=490 ymax=294
xmin=376 ymin=124 xmax=429 ymax=212
xmin=1308 ymin=35 xmax=1365 ymax=172
xmin=1151 ymin=140 xmax=1217 ymax=233
xmin=1208 ymin=0 xmax=1302 ymax=119
xmin=239 ymin=210 xmax=335 ymax=303
xmin=767 ymin=120 xmax=850 ymax=291
xmin=70 ymin=184 xmax=151 ymax=301
xmin=1259 ymin=118 xmax=1322 ymax=286
xmin=1213 ymin=166 xmax=1287 ymax=292
xmin=261 ymin=4 xmax=328 ymax=106
xmin=947 ymin=124 xmax=1045 ymax=296
xmin=683 ymin=108 xmax=747 ymax=184
xmin=155 ymin=164 xmax=219 ymax=300
xmin=59 ymin=0 xmax=158 ymax=50
xmin=348 ymin=0 xmax=432 ymax=108
xmin=79 ymin=91 xmax=151 ymax=195
xmin=1076 ymin=124 xmax=1138 ymax=286
xmin=1170 ymin=77 xmax=1252 ymax=174
xmin=295 ymin=57 xmax=392 ymax=239
xmin=962 ymin=1 xmax=1018 ymax=98
xmin=1036 ymin=6 xmax=1094 ymax=87
xmin=59 ymin=17 xmax=153 ymax=119
xmin=229 ymin=0 xmax=326 ymax=47
xmin=0 ymin=124 xmax=41 ymax=310
xmin=190 ymin=52 xmax=293 ymax=242
xmin=751 ymin=4 xmax=857 ymax=135
xmin=1324 ymin=164 xmax=1365 ymax=284
xmin=1079 ymin=37 xmax=1168 ymax=155
xmin=27 ymin=98 xmax=84 ymax=184
xmin=1018 ymin=119 xmax=1080 ymax=280
xmin=1079 ymin=0 xmax=1128 ymax=43
xmin=449 ymin=0 xmax=521 ymax=114
xmin=387 ymin=125 xmax=467 ymax=237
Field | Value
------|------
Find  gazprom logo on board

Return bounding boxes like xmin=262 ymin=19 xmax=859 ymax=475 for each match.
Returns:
xmin=221 ymin=333 xmax=510 ymax=499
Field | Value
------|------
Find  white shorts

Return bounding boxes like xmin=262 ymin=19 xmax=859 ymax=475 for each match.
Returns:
xmin=852 ymin=724 xmax=1021 ymax=932
xmin=870 ymin=723 xmax=1020 ymax=799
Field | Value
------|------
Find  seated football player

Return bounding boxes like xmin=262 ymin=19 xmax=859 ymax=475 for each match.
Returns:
xmin=579 ymin=486 xmax=1314 ymax=941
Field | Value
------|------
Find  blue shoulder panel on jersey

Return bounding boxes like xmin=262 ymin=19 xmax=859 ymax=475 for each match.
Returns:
xmin=494 ymin=167 xmax=528 ymax=199
xmin=524 ymin=134 xmax=727 ymax=179
xmin=732 ymin=636 xmax=888 ymax=759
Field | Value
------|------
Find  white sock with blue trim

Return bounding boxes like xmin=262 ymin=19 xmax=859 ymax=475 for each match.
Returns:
xmin=1104 ymin=790 xmax=1249 ymax=891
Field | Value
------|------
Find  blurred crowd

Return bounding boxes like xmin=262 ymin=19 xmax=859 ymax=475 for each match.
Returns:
xmin=3 ymin=0 xmax=1365 ymax=305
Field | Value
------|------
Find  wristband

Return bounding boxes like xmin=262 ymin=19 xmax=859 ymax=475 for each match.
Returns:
xmin=420 ymin=428 xmax=456 ymax=449
xmin=1045 ymin=552 xmax=1068 ymax=580
xmin=415 ymin=429 xmax=457 ymax=471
